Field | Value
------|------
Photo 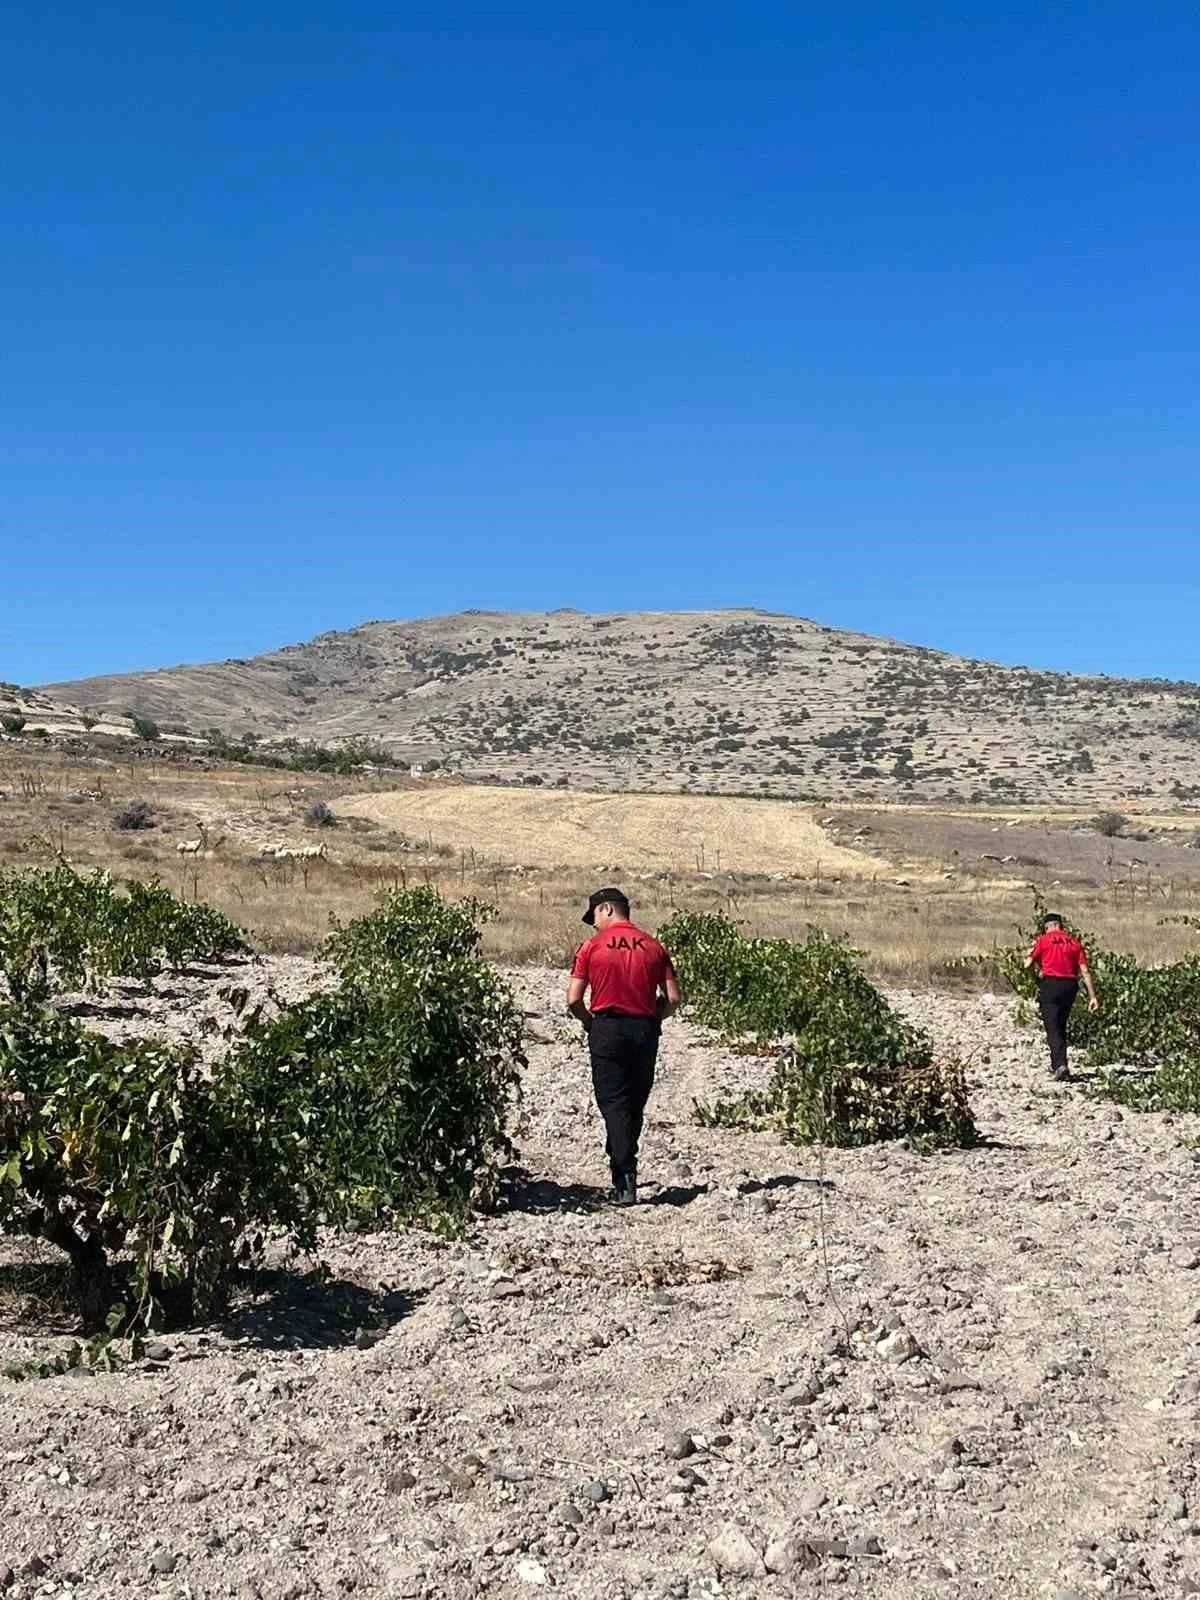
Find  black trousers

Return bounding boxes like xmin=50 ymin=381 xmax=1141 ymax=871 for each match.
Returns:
xmin=1038 ymin=977 xmax=1078 ymax=1074
xmin=589 ymin=1014 xmax=660 ymax=1181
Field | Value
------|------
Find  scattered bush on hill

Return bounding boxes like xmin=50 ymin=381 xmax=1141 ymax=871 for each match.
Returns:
xmin=660 ymin=911 xmax=975 ymax=1151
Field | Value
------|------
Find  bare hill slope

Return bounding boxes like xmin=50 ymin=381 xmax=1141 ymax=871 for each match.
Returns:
xmin=39 ymin=608 xmax=1200 ymax=804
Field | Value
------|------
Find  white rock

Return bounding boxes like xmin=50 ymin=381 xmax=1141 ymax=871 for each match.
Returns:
xmin=515 ymin=1558 xmax=550 ymax=1586
xmin=708 ymin=1523 xmax=767 ymax=1578
xmin=876 ymin=1327 xmax=921 ymax=1363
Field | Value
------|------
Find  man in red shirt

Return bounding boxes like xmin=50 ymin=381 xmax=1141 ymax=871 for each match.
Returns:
xmin=1024 ymin=912 xmax=1100 ymax=1081
xmin=567 ymin=887 xmax=681 ymax=1206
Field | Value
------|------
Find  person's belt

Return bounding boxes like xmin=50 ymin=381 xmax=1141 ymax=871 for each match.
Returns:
xmin=593 ymin=1008 xmax=656 ymax=1018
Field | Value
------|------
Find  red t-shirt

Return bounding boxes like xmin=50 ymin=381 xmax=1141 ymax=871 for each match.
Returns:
xmin=1030 ymin=930 xmax=1088 ymax=979
xmin=571 ymin=922 xmax=676 ymax=1018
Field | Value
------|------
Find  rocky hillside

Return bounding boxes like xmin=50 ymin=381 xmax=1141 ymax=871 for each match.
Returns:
xmin=38 ymin=609 xmax=1200 ymax=804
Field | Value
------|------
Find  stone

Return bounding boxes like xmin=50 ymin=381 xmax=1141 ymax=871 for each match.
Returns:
xmin=586 ymin=1480 xmax=611 ymax=1503
xmin=797 ymin=1486 xmax=829 ymax=1513
xmin=595 ymin=1518 xmax=616 ymax=1536
xmin=935 ymin=1469 xmax=965 ymax=1493
xmin=515 ymin=1558 xmax=549 ymax=1586
xmin=0 ymin=1568 xmax=13 ymax=1594
xmin=450 ymin=1309 xmax=469 ymax=1329
xmin=708 ymin=1524 xmax=766 ymax=1578
xmin=665 ymin=1432 xmax=696 ymax=1460
xmin=508 ymin=1374 xmax=559 ymax=1394
xmin=490 ymin=1279 xmax=524 ymax=1300
xmin=150 ymin=1553 xmax=179 ymax=1576
xmin=385 ymin=1470 xmax=417 ymax=1492
xmin=876 ymin=1327 xmax=920 ymax=1363
xmin=1172 ymin=1248 xmax=1200 ymax=1271
xmin=558 ymin=1504 xmax=583 ymax=1527
xmin=144 ymin=1341 xmax=171 ymax=1362
xmin=764 ymin=1535 xmax=818 ymax=1576
xmin=1167 ymin=1494 xmax=1189 ymax=1522
xmin=780 ymin=1380 xmax=822 ymax=1406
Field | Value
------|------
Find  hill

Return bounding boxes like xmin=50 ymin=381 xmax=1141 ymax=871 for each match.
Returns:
xmin=37 ymin=608 xmax=1200 ymax=805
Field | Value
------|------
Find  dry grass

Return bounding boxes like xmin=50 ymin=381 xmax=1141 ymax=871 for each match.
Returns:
xmin=4 ymin=748 xmax=1200 ymax=987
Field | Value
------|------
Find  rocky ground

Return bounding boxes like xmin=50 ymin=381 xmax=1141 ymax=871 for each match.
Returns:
xmin=3 ymin=967 xmax=1200 ymax=1600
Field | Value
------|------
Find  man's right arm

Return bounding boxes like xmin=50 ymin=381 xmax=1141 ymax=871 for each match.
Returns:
xmin=567 ymin=976 xmax=592 ymax=1031
xmin=656 ymin=959 xmax=682 ymax=1022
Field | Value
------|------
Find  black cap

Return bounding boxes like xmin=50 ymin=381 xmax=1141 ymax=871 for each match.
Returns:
xmin=582 ymin=886 xmax=628 ymax=925
xmin=1041 ymin=912 xmax=1065 ymax=930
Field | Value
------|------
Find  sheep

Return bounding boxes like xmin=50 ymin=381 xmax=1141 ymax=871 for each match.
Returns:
xmin=176 ymin=839 xmax=204 ymax=855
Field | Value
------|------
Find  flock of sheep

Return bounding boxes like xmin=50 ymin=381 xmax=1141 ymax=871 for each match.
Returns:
xmin=175 ymin=837 xmax=328 ymax=860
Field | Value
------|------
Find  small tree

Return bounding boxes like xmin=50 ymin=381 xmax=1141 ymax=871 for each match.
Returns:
xmin=304 ymin=801 xmax=337 ymax=828
xmin=1092 ymin=810 xmax=1129 ymax=838
xmin=130 ymin=715 xmax=161 ymax=742
xmin=0 ymin=714 xmax=26 ymax=736
xmin=113 ymin=799 xmax=156 ymax=831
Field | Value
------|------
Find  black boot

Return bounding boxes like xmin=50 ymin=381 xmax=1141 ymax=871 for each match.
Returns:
xmin=613 ymin=1172 xmax=638 ymax=1207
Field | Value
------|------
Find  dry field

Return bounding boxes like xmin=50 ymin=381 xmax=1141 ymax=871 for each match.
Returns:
xmin=4 ymin=748 xmax=1200 ymax=981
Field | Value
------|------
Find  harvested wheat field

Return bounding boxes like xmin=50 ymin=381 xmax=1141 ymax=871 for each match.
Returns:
xmin=337 ymin=787 xmax=891 ymax=879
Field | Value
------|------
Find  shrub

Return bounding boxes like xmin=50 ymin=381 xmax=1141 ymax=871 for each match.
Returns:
xmin=113 ymin=799 xmax=156 ymax=831
xmin=304 ymin=801 xmax=338 ymax=828
xmin=130 ymin=715 xmax=161 ymax=742
xmin=661 ymin=912 xmax=975 ymax=1151
xmin=1 ymin=887 xmax=524 ymax=1328
xmin=1 ymin=715 xmax=26 ymax=736
xmin=0 ymin=864 xmax=245 ymax=1003
xmin=978 ymin=895 xmax=1200 ymax=1111
xmin=0 ymin=1002 xmax=327 ymax=1327
xmin=1092 ymin=810 xmax=1129 ymax=838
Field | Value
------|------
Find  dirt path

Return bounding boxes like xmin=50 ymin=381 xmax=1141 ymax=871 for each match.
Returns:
xmin=2 ymin=973 xmax=1199 ymax=1599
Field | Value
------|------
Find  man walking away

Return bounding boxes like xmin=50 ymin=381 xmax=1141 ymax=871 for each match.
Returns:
xmin=1025 ymin=911 xmax=1100 ymax=1081
xmin=567 ymin=887 xmax=681 ymax=1206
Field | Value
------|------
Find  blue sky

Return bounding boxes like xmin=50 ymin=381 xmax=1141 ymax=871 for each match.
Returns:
xmin=5 ymin=2 xmax=1199 ymax=685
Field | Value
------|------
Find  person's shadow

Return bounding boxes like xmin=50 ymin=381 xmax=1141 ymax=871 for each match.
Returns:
xmin=496 ymin=1169 xmax=710 ymax=1213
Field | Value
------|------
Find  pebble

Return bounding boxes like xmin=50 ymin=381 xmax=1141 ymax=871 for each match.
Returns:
xmin=1167 ymin=1494 xmax=1189 ymax=1522
xmin=386 ymin=1470 xmax=417 ymax=1492
xmin=515 ymin=1558 xmax=549 ymax=1586
xmin=490 ymin=1279 xmax=524 ymax=1300
xmin=798 ymin=1486 xmax=829 ymax=1513
xmin=558 ymin=1504 xmax=583 ymax=1527
xmin=143 ymin=1341 xmax=172 ymax=1363
xmin=1172 ymin=1249 xmax=1200 ymax=1271
xmin=595 ymin=1518 xmax=616 ymax=1537
xmin=586 ymin=1480 xmax=611 ymax=1503
xmin=935 ymin=1469 xmax=966 ymax=1493
xmin=665 ymin=1432 xmax=696 ymax=1461
xmin=149 ymin=1553 xmax=179 ymax=1576
xmin=0 ymin=1567 xmax=12 ymax=1593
